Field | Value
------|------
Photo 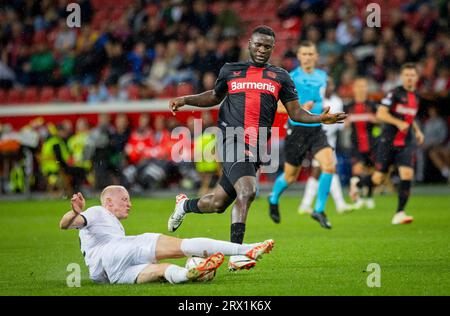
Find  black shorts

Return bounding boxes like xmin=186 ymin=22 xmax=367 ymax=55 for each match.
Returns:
xmin=284 ymin=125 xmax=330 ymax=167
xmin=216 ymin=126 xmax=261 ymax=186
xmin=351 ymin=150 xmax=374 ymax=167
xmin=375 ymin=139 xmax=415 ymax=173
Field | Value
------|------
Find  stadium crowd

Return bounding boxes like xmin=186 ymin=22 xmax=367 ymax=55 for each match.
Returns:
xmin=0 ymin=0 xmax=449 ymax=195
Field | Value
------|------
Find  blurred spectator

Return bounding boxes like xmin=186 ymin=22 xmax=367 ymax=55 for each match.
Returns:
xmin=67 ymin=117 xmax=91 ymax=178
xmin=423 ymin=106 xmax=449 ymax=180
xmin=109 ymin=113 xmax=131 ymax=184
xmin=336 ymin=6 xmax=362 ymax=46
xmin=318 ymin=29 xmax=343 ymax=65
xmin=215 ymin=0 xmax=243 ymax=37
xmin=190 ymin=0 xmax=215 ymax=34
xmin=86 ymin=113 xmax=114 ymax=189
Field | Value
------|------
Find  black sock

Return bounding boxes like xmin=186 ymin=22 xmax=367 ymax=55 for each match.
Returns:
xmin=230 ymin=223 xmax=246 ymax=244
xmin=184 ymin=198 xmax=202 ymax=214
xmin=367 ymin=184 xmax=373 ymax=198
xmin=397 ymin=180 xmax=411 ymax=213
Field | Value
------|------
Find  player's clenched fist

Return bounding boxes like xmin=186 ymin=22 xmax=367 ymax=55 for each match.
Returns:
xmin=71 ymin=192 xmax=85 ymax=214
xmin=319 ymin=106 xmax=348 ymax=124
xmin=169 ymin=97 xmax=186 ymax=115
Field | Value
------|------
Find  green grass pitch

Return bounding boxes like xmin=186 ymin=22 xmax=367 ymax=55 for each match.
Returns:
xmin=0 ymin=194 xmax=449 ymax=296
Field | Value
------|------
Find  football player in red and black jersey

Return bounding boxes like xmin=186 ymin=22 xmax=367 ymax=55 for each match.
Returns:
xmin=167 ymin=26 xmax=347 ymax=270
xmin=350 ymin=63 xmax=425 ymax=225
xmin=345 ymin=77 xmax=378 ymax=209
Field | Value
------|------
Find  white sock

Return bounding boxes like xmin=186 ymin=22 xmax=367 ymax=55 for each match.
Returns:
xmin=330 ymin=175 xmax=346 ymax=207
xmin=180 ymin=238 xmax=254 ymax=257
xmin=164 ymin=265 xmax=189 ymax=284
xmin=441 ymin=167 xmax=449 ymax=178
xmin=300 ymin=177 xmax=318 ymax=209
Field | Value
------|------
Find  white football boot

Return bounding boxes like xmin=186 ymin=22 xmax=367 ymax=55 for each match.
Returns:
xmin=168 ymin=194 xmax=188 ymax=232
xmin=391 ymin=211 xmax=414 ymax=225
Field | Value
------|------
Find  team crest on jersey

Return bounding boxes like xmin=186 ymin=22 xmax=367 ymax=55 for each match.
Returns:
xmin=266 ymin=71 xmax=277 ymax=79
xmin=233 ymin=71 xmax=242 ymax=76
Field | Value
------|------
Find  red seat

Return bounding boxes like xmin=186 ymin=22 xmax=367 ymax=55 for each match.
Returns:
xmin=0 ymin=89 xmax=6 ymax=104
xmin=157 ymin=85 xmax=176 ymax=98
xmin=6 ymin=89 xmax=24 ymax=104
xmin=176 ymin=83 xmax=194 ymax=97
xmin=127 ymin=84 xmax=140 ymax=100
xmin=39 ymin=87 xmax=55 ymax=103
xmin=56 ymin=87 xmax=73 ymax=102
xmin=23 ymin=87 xmax=39 ymax=103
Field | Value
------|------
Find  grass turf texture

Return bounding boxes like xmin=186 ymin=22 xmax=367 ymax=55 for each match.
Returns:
xmin=0 ymin=195 xmax=449 ymax=296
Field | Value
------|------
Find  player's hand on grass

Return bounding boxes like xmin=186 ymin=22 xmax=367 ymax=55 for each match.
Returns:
xmin=169 ymin=97 xmax=186 ymax=115
xmin=71 ymin=192 xmax=85 ymax=214
xmin=397 ymin=121 xmax=410 ymax=132
xmin=319 ymin=106 xmax=348 ymax=124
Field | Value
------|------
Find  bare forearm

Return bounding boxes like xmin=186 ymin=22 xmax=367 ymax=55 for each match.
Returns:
xmin=288 ymin=106 xmax=322 ymax=124
xmin=376 ymin=110 xmax=404 ymax=127
xmin=183 ymin=90 xmax=222 ymax=107
xmin=59 ymin=210 xmax=79 ymax=230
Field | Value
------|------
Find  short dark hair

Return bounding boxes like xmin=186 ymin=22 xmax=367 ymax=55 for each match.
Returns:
xmin=298 ymin=40 xmax=316 ymax=48
xmin=401 ymin=62 xmax=418 ymax=73
xmin=252 ymin=26 xmax=275 ymax=39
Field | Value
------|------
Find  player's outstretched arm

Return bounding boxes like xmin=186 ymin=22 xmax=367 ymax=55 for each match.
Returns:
xmin=169 ymin=90 xmax=225 ymax=115
xmin=376 ymin=105 xmax=409 ymax=132
xmin=59 ymin=193 xmax=86 ymax=230
xmin=284 ymin=100 xmax=347 ymax=124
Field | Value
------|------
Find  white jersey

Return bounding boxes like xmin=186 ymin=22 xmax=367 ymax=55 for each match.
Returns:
xmin=322 ymin=94 xmax=344 ymax=148
xmin=79 ymin=206 xmax=126 ymax=282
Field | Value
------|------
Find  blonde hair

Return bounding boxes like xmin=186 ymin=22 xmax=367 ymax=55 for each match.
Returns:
xmin=100 ymin=185 xmax=126 ymax=206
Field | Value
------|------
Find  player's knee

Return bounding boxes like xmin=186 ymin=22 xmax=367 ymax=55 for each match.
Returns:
xmin=212 ymin=199 xmax=227 ymax=213
xmin=236 ymin=185 xmax=256 ymax=203
xmin=372 ymin=172 xmax=384 ymax=185
xmin=319 ymin=159 xmax=336 ymax=174
xmin=284 ymin=174 xmax=297 ymax=184
xmin=399 ymin=168 xmax=414 ymax=180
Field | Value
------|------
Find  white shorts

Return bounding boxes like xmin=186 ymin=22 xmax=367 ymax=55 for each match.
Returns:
xmin=101 ymin=233 xmax=161 ymax=284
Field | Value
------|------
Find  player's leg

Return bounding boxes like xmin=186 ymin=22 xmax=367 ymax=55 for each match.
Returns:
xmin=154 ymin=235 xmax=273 ymax=260
xmin=298 ymin=163 xmax=320 ymax=214
xmin=392 ymin=146 xmax=415 ymax=224
xmin=330 ymin=173 xmax=352 ymax=213
xmin=311 ymin=146 xmax=335 ymax=229
xmin=268 ymin=125 xmax=307 ymax=223
xmin=168 ymin=175 xmax=235 ymax=232
xmin=268 ymin=162 xmax=301 ymax=222
xmin=136 ymin=260 xmax=225 ymax=284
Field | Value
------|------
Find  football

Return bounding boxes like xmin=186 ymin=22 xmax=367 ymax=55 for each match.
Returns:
xmin=185 ymin=257 xmax=216 ymax=282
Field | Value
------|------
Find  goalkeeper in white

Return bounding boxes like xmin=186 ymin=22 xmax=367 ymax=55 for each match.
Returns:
xmin=59 ymin=185 xmax=274 ymax=284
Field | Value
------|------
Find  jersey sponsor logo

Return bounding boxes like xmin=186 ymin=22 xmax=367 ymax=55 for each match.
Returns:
xmin=266 ymin=71 xmax=277 ymax=79
xmin=395 ymin=104 xmax=418 ymax=116
xmin=230 ymin=81 xmax=276 ymax=93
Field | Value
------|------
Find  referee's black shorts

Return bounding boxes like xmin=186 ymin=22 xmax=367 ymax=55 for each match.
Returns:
xmin=375 ymin=139 xmax=415 ymax=173
xmin=284 ymin=125 xmax=330 ymax=167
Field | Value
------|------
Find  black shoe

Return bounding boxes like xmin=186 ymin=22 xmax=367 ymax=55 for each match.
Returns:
xmin=311 ymin=211 xmax=332 ymax=229
xmin=268 ymin=196 xmax=281 ymax=224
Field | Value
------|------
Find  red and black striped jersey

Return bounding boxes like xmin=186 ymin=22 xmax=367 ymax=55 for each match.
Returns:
xmin=379 ymin=86 xmax=421 ymax=147
xmin=214 ymin=61 xmax=298 ymax=146
xmin=345 ymin=100 xmax=378 ymax=153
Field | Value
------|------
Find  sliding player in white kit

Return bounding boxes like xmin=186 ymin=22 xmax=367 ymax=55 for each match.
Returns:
xmin=59 ymin=186 xmax=274 ymax=284
xmin=298 ymin=76 xmax=353 ymax=214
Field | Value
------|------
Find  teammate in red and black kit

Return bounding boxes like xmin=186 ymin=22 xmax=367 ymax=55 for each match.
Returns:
xmin=167 ymin=26 xmax=347 ymax=270
xmin=350 ymin=63 xmax=425 ymax=225
xmin=346 ymin=77 xmax=378 ymax=210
